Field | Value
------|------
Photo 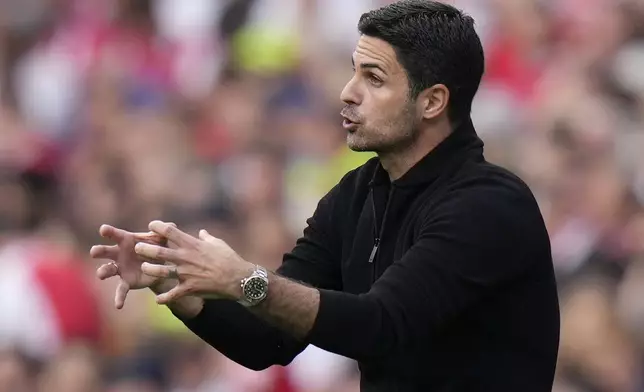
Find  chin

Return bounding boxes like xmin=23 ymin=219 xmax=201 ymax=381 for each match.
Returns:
xmin=347 ymin=145 xmax=372 ymax=152
xmin=346 ymin=134 xmax=372 ymax=152
xmin=347 ymin=140 xmax=378 ymax=153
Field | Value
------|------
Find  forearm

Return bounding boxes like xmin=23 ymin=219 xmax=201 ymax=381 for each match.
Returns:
xmin=239 ymin=270 xmax=395 ymax=361
xmin=249 ymin=273 xmax=320 ymax=340
xmin=151 ymin=279 xmax=306 ymax=370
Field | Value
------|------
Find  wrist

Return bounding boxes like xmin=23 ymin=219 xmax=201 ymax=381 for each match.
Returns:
xmin=227 ymin=262 xmax=256 ymax=301
xmin=169 ymin=296 xmax=205 ymax=320
xmin=237 ymin=264 xmax=270 ymax=307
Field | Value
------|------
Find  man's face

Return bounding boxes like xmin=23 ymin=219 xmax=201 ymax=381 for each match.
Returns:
xmin=341 ymin=35 xmax=420 ymax=153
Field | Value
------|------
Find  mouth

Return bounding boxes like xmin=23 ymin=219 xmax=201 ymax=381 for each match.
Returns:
xmin=341 ymin=115 xmax=360 ymax=131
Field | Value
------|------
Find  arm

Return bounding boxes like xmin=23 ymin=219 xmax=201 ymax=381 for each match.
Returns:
xmin=164 ymin=183 xmax=344 ymax=370
xmin=233 ymin=186 xmax=542 ymax=361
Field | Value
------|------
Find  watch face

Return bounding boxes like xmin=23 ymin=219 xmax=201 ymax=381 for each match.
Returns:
xmin=243 ymin=276 xmax=268 ymax=301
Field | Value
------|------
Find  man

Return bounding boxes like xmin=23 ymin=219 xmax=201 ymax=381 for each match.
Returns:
xmin=92 ymin=1 xmax=560 ymax=390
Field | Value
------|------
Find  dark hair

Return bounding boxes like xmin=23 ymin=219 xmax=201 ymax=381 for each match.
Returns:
xmin=358 ymin=0 xmax=484 ymax=121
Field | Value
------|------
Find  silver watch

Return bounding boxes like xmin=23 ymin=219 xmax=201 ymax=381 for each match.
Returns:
xmin=238 ymin=265 xmax=269 ymax=307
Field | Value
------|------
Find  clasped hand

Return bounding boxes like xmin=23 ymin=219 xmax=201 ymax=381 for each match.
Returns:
xmin=92 ymin=220 xmax=251 ymax=308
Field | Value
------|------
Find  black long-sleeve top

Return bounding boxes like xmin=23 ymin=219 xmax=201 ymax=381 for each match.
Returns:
xmin=177 ymin=119 xmax=560 ymax=391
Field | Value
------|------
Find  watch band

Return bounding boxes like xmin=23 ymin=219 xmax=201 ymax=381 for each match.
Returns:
xmin=255 ymin=265 xmax=269 ymax=280
xmin=238 ymin=265 xmax=269 ymax=307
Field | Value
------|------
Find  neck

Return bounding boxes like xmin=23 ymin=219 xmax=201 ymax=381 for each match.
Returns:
xmin=379 ymin=119 xmax=452 ymax=181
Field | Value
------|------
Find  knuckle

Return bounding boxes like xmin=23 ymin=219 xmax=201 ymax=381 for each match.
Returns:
xmin=154 ymin=266 xmax=167 ymax=277
xmin=165 ymin=225 xmax=177 ymax=238
xmin=182 ymin=281 xmax=196 ymax=293
xmin=155 ymin=246 xmax=167 ymax=258
xmin=197 ymin=244 xmax=212 ymax=259
xmin=178 ymin=248 xmax=192 ymax=260
xmin=155 ymin=246 xmax=172 ymax=260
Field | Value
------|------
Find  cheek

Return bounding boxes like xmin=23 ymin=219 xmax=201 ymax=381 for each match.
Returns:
xmin=363 ymin=90 xmax=402 ymax=123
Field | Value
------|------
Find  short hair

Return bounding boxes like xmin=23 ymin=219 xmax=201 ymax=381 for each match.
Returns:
xmin=358 ymin=0 xmax=484 ymax=121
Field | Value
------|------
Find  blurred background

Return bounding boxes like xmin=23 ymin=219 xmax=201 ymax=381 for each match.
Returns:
xmin=1 ymin=0 xmax=644 ymax=391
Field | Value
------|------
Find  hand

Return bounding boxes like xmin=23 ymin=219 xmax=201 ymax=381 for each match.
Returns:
xmin=134 ymin=221 xmax=253 ymax=305
xmin=91 ymin=224 xmax=173 ymax=309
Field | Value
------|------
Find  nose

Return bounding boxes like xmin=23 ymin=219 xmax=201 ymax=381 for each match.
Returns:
xmin=340 ymin=75 xmax=361 ymax=106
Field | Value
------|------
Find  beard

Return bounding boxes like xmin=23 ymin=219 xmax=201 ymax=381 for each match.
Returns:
xmin=346 ymin=101 xmax=420 ymax=154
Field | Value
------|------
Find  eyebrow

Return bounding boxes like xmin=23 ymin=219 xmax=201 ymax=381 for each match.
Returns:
xmin=352 ymin=57 xmax=387 ymax=74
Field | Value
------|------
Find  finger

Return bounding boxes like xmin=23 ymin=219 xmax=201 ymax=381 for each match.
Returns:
xmin=90 ymin=244 xmax=119 ymax=260
xmin=133 ymin=231 xmax=167 ymax=246
xmin=115 ymin=280 xmax=130 ymax=309
xmin=96 ymin=262 xmax=119 ymax=280
xmin=140 ymin=262 xmax=178 ymax=279
xmin=134 ymin=222 xmax=177 ymax=247
xmin=198 ymin=229 xmax=218 ymax=243
xmin=134 ymin=242 xmax=182 ymax=262
xmin=149 ymin=221 xmax=198 ymax=248
xmin=99 ymin=225 xmax=128 ymax=242
xmin=156 ymin=284 xmax=190 ymax=305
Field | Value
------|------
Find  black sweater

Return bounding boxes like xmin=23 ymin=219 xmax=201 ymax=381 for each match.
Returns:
xmin=178 ymin=119 xmax=560 ymax=391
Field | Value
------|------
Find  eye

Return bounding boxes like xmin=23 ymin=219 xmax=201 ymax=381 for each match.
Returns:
xmin=367 ymin=73 xmax=383 ymax=86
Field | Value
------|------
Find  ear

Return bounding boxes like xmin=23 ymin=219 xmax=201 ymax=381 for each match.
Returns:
xmin=417 ymin=84 xmax=449 ymax=121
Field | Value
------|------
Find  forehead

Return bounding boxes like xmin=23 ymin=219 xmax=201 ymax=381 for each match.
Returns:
xmin=353 ymin=35 xmax=401 ymax=72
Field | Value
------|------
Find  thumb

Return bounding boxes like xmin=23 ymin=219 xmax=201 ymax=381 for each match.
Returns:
xmin=115 ymin=280 xmax=130 ymax=310
xmin=199 ymin=229 xmax=217 ymax=242
xmin=156 ymin=284 xmax=189 ymax=305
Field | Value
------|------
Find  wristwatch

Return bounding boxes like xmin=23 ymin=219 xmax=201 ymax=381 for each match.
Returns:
xmin=238 ymin=265 xmax=269 ymax=307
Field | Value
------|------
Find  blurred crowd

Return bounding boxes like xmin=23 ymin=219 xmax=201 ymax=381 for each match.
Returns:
xmin=1 ymin=0 xmax=644 ymax=391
